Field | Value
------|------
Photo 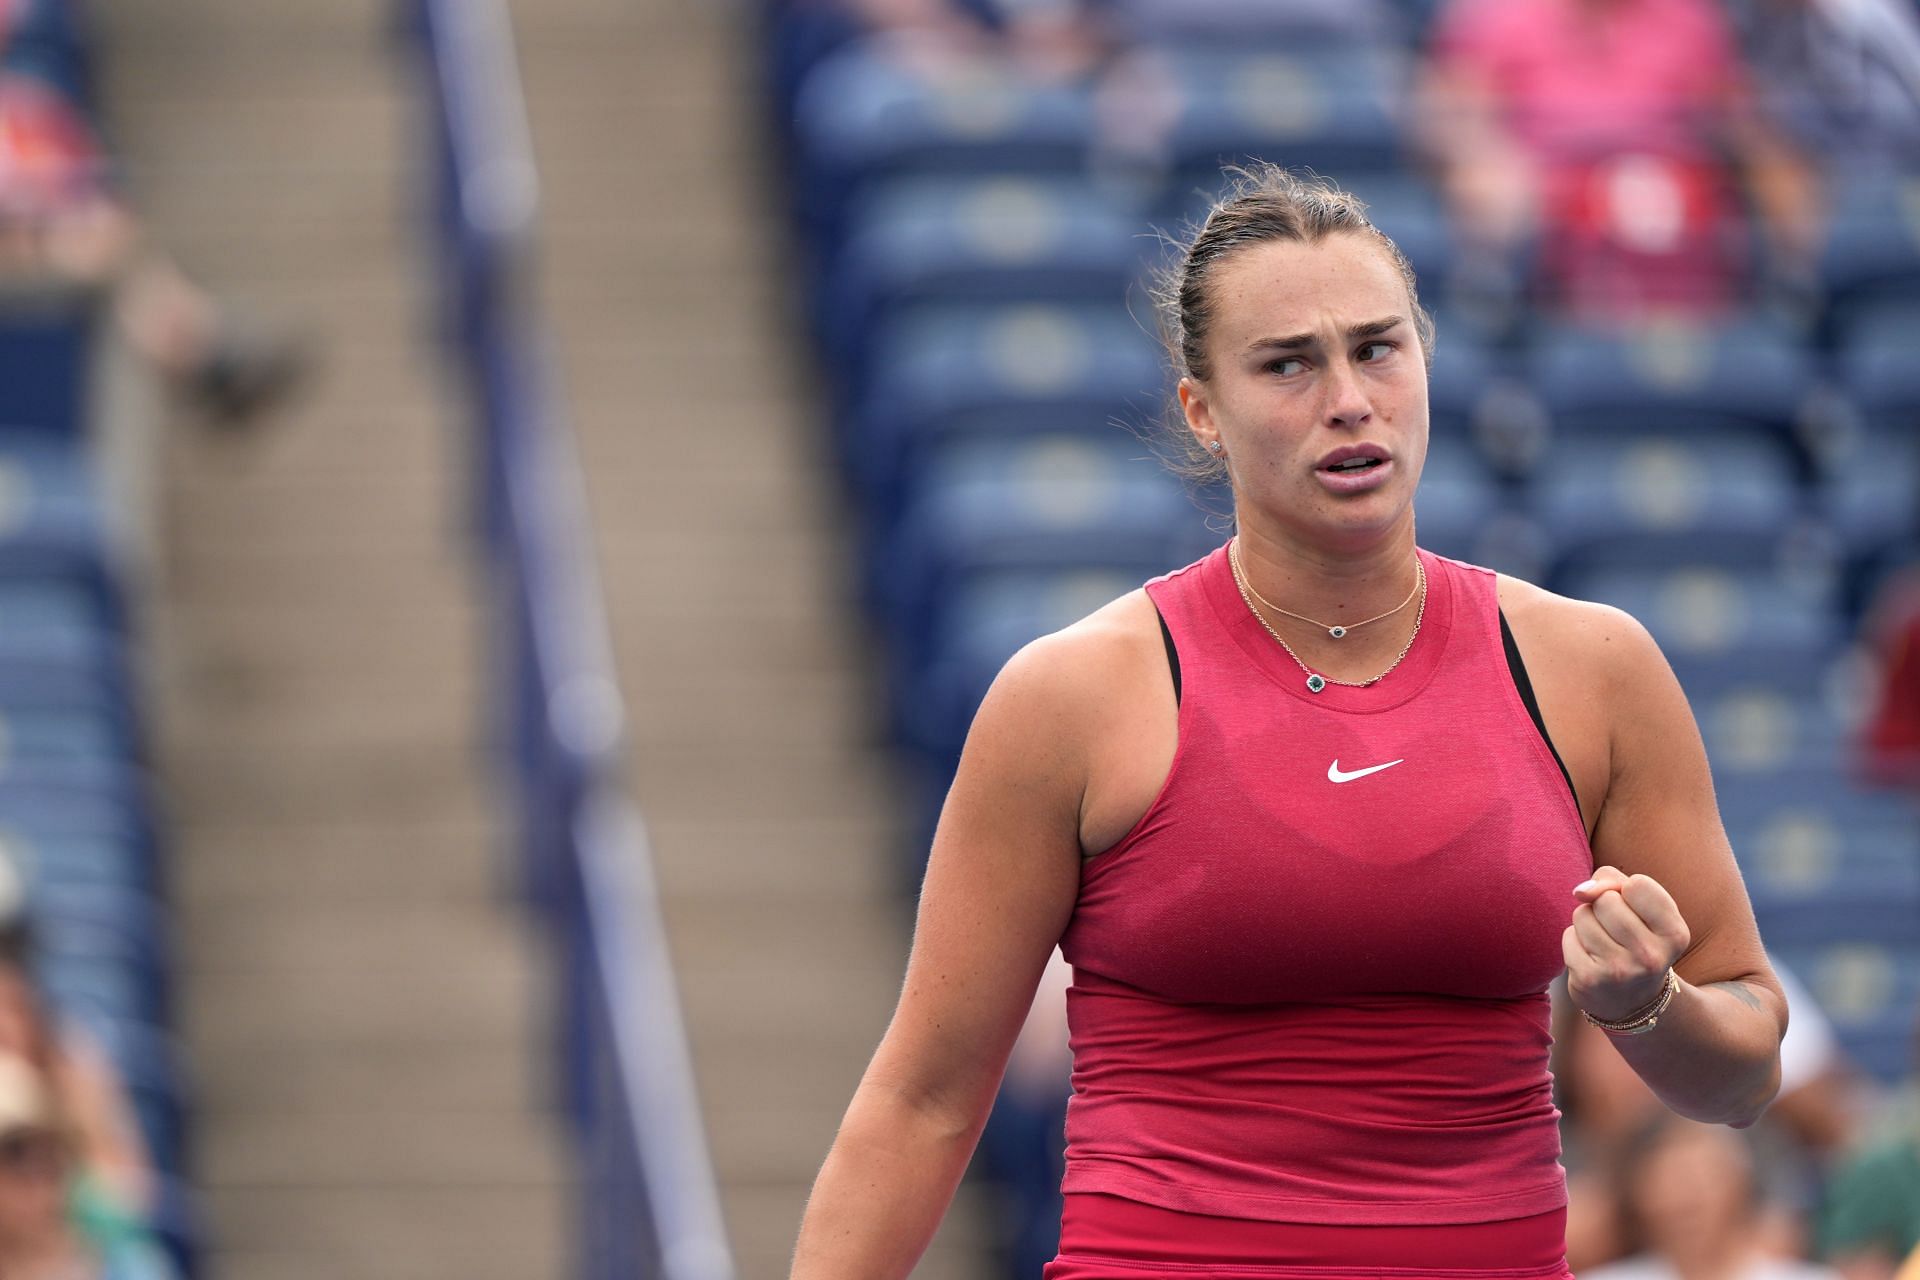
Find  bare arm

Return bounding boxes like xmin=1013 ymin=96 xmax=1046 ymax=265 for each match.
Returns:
xmin=790 ymin=634 xmax=1089 ymax=1279
xmin=1561 ymin=607 xmax=1785 ymax=1128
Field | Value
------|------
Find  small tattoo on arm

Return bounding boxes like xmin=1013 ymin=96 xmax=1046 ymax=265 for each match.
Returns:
xmin=1711 ymin=980 xmax=1765 ymax=1012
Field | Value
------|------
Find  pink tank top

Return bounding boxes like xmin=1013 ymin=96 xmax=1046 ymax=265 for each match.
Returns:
xmin=1057 ymin=544 xmax=1593 ymax=1225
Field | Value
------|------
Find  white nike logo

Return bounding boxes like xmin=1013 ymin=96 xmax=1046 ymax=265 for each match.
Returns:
xmin=1327 ymin=758 xmax=1405 ymax=783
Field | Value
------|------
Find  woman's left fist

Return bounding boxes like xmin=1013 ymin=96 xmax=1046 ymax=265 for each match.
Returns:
xmin=1561 ymin=866 xmax=1690 ymax=1023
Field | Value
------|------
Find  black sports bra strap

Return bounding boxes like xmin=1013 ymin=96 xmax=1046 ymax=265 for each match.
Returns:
xmin=1499 ymin=609 xmax=1579 ymax=815
xmin=1156 ymin=605 xmax=1182 ymax=706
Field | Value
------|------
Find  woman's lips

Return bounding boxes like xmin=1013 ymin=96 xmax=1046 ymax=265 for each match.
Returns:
xmin=1315 ymin=456 xmax=1394 ymax=495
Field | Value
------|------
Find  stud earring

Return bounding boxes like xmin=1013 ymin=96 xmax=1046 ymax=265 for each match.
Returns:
xmin=1205 ymin=440 xmax=1224 ymax=455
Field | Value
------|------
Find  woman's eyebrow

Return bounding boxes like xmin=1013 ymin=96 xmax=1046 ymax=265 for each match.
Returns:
xmin=1245 ymin=316 xmax=1406 ymax=354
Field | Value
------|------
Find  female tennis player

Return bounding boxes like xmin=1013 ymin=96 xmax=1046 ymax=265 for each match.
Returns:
xmin=790 ymin=166 xmax=1785 ymax=1279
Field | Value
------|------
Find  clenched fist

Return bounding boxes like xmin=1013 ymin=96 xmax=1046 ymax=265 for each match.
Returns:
xmin=1562 ymin=866 xmax=1691 ymax=1025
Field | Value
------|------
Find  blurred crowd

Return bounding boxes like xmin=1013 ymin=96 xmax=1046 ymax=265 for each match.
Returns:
xmin=772 ymin=0 xmax=1920 ymax=1277
xmin=790 ymin=0 xmax=1920 ymax=328
xmin=0 ymin=875 xmax=169 ymax=1280
xmin=0 ymin=0 xmax=301 ymax=424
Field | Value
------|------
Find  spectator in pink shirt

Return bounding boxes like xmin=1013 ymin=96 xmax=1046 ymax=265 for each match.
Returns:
xmin=1417 ymin=0 xmax=1819 ymax=323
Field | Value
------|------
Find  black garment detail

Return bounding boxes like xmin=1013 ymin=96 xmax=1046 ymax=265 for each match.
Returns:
xmin=1157 ymin=606 xmax=1182 ymax=706
xmin=1500 ymin=609 xmax=1580 ymax=816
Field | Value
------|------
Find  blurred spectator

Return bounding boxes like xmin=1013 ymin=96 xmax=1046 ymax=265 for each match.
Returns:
xmin=1585 ymin=1114 xmax=1841 ymax=1280
xmin=1416 ymin=0 xmax=1820 ymax=324
xmin=0 ymin=1 xmax=304 ymax=423
xmin=1740 ymin=0 xmax=1920 ymax=172
xmin=0 ymin=949 xmax=150 ymax=1221
xmin=1860 ymin=560 xmax=1920 ymax=789
xmin=821 ymin=0 xmax=1112 ymax=80
xmin=0 ymin=1050 xmax=167 ymax=1280
xmin=1557 ymin=962 xmax=1858 ymax=1272
xmin=1819 ymin=1064 xmax=1920 ymax=1280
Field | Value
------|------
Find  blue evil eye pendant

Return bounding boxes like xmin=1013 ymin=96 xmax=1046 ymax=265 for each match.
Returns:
xmin=1305 ymin=674 xmax=1327 ymax=693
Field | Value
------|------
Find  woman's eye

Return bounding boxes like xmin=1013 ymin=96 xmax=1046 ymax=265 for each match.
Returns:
xmin=1266 ymin=357 xmax=1305 ymax=376
xmin=1357 ymin=342 xmax=1393 ymax=362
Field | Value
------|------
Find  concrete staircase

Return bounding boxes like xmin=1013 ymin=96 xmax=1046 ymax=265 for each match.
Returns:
xmin=511 ymin=2 xmax=998 ymax=1277
xmin=100 ymin=3 xmax=569 ymax=1278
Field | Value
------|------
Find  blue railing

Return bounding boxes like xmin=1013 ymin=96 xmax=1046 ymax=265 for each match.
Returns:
xmin=408 ymin=3 xmax=735 ymax=1278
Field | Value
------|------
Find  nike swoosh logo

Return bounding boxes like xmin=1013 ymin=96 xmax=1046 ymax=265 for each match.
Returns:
xmin=1328 ymin=758 xmax=1405 ymax=783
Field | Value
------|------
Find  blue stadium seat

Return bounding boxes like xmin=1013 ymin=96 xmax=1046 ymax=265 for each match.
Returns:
xmin=0 ymin=706 xmax=129 ymax=791
xmin=1836 ymin=302 xmax=1920 ymax=425
xmin=29 ymin=878 xmax=168 ymax=972
xmin=1410 ymin=443 xmax=1505 ymax=564
xmin=1558 ymin=564 xmax=1842 ymax=661
xmin=0 ymin=778 xmax=151 ymax=853
xmin=1771 ymin=941 xmax=1920 ymax=1084
xmin=0 ymin=431 xmax=112 ymax=579
xmin=1107 ymin=0 xmax=1411 ymax=48
xmin=0 ymin=822 xmax=150 ymax=894
xmin=851 ymin=301 xmax=1167 ymax=493
xmin=0 ymin=307 xmax=96 ymax=437
xmin=1527 ymin=316 xmax=1816 ymax=446
xmin=1529 ymin=430 xmax=1805 ymax=573
xmin=1818 ymin=177 xmax=1920 ymax=324
xmin=791 ymin=45 xmax=1095 ymax=244
xmin=1669 ymin=648 xmax=1859 ymax=774
xmin=1156 ymin=47 xmax=1406 ymax=184
xmin=901 ymin=565 xmax=1158 ymax=756
xmin=1816 ymin=424 xmax=1920 ymax=555
xmin=822 ymin=174 xmax=1148 ymax=374
xmin=880 ymin=434 xmax=1206 ymax=647
xmin=0 ymin=575 xmax=119 ymax=645
xmin=1345 ymin=172 xmax=1455 ymax=308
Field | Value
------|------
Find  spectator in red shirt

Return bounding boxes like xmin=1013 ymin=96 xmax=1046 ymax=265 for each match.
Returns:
xmin=1862 ymin=562 xmax=1920 ymax=790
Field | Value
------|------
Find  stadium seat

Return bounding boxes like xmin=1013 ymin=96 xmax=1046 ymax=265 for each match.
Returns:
xmin=1107 ymin=0 xmax=1411 ymax=49
xmin=900 ymin=565 xmax=1158 ymax=757
xmin=1408 ymin=442 xmax=1506 ymax=564
xmin=790 ymin=44 xmax=1095 ymax=245
xmin=850 ymin=301 xmax=1167 ymax=495
xmin=1558 ymin=564 xmax=1842 ymax=661
xmin=1529 ymin=430 xmax=1806 ymax=574
xmin=1155 ymin=47 xmax=1407 ymax=185
xmin=0 ymin=306 xmax=96 ymax=437
xmin=880 ymin=433 xmax=1206 ymax=647
xmin=1816 ymin=424 xmax=1920 ymax=555
xmin=1818 ymin=176 xmax=1920 ymax=325
xmin=1345 ymin=173 xmax=1456 ymax=309
xmin=1772 ymin=941 xmax=1920 ymax=1084
xmin=1526 ymin=315 xmax=1816 ymax=448
xmin=821 ymin=174 xmax=1148 ymax=375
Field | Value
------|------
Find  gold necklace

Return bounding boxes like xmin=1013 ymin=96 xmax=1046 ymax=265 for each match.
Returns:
xmin=1231 ymin=541 xmax=1422 ymax=639
xmin=1229 ymin=539 xmax=1427 ymax=695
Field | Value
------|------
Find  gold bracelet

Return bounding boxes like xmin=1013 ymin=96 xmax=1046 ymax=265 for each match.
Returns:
xmin=1580 ymin=969 xmax=1680 ymax=1037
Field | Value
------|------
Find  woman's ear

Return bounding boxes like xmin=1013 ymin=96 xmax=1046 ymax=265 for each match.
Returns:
xmin=1177 ymin=376 xmax=1218 ymax=454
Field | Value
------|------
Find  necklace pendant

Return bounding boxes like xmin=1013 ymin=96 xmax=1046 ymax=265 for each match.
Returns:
xmin=1305 ymin=673 xmax=1327 ymax=693
xmin=1327 ymin=626 xmax=1347 ymax=639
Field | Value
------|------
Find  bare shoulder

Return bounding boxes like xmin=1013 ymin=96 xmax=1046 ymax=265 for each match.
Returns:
xmin=967 ymin=586 xmax=1164 ymax=763
xmin=1495 ymin=573 xmax=1667 ymax=689
xmin=992 ymin=587 xmax=1164 ymax=711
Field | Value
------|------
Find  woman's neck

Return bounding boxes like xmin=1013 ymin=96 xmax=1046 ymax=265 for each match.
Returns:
xmin=1230 ymin=522 xmax=1421 ymax=627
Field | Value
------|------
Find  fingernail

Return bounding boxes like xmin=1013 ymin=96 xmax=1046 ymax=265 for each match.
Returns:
xmin=1573 ymin=880 xmax=1599 ymax=895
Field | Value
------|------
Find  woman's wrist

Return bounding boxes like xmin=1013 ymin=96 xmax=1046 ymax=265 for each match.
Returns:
xmin=1580 ymin=968 xmax=1680 ymax=1036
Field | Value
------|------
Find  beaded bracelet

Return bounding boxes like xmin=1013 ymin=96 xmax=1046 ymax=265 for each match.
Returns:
xmin=1580 ymin=968 xmax=1680 ymax=1037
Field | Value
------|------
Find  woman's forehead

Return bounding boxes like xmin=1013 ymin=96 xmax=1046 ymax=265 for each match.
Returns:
xmin=1208 ymin=234 xmax=1410 ymax=340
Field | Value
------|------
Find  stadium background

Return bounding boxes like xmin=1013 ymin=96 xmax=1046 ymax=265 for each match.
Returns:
xmin=0 ymin=0 xmax=1913 ymax=1278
